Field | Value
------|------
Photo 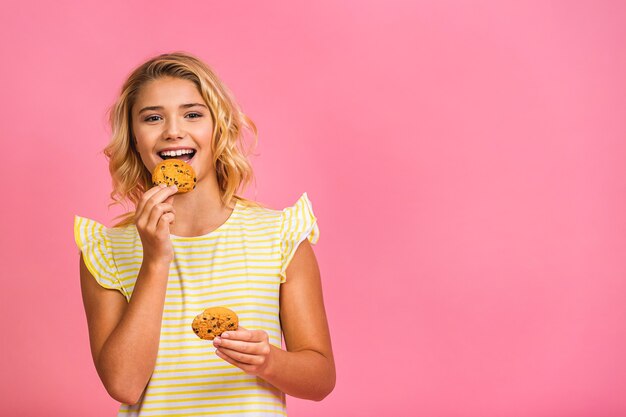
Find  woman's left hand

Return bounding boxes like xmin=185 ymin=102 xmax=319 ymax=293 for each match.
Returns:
xmin=213 ymin=326 xmax=274 ymax=377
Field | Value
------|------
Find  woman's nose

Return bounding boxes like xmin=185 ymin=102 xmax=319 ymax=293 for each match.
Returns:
xmin=163 ymin=118 xmax=184 ymax=140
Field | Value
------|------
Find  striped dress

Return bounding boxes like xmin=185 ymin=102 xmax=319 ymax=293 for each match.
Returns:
xmin=74 ymin=193 xmax=319 ymax=417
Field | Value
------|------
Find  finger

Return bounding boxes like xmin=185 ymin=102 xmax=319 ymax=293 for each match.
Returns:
xmin=141 ymin=185 xmax=177 ymax=210
xmin=215 ymin=349 xmax=253 ymax=373
xmin=213 ymin=337 xmax=264 ymax=354
xmin=147 ymin=203 xmax=175 ymax=233
xmin=136 ymin=184 xmax=168 ymax=216
xmin=139 ymin=186 xmax=178 ymax=225
xmin=215 ymin=347 xmax=263 ymax=366
xmin=221 ymin=328 xmax=265 ymax=343
xmin=157 ymin=212 xmax=175 ymax=235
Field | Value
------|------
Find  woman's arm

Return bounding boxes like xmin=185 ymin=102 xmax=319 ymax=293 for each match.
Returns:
xmin=213 ymin=238 xmax=336 ymax=400
xmin=80 ymin=184 xmax=178 ymax=405
xmin=80 ymin=256 xmax=169 ymax=405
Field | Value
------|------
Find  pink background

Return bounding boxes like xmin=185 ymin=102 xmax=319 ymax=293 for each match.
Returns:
xmin=1 ymin=1 xmax=625 ymax=416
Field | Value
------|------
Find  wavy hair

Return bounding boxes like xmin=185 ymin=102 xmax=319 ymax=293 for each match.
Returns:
xmin=104 ymin=52 xmax=262 ymax=227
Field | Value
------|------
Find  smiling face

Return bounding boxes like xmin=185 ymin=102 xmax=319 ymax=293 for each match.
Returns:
xmin=131 ymin=76 xmax=215 ymax=183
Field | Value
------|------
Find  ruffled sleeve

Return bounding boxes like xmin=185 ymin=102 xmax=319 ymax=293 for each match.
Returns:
xmin=279 ymin=193 xmax=320 ymax=282
xmin=74 ymin=215 xmax=127 ymax=298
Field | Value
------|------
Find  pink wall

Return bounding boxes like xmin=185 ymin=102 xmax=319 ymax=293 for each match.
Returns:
xmin=1 ymin=1 xmax=625 ymax=416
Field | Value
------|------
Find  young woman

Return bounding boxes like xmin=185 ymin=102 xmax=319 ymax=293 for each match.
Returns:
xmin=75 ymin=51 xmax=335 ymax=416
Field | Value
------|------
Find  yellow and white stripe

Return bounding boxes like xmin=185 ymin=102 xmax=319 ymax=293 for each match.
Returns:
xmin=74 ymin=193 xmax=319 ymax=417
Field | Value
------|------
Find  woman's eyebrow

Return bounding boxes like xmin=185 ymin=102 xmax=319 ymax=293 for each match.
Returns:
xmin=138 ymin=103 xmax=208 ymax=114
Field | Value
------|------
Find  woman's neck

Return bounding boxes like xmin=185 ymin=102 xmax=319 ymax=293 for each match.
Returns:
xmin=167 ymin=177 xmax=235 ymax=237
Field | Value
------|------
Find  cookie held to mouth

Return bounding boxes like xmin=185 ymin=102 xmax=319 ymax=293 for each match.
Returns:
xmin=192 ymin=307 xmax=239 ymax=340
xmin=152 ymin=159 xmax=197 ymax=193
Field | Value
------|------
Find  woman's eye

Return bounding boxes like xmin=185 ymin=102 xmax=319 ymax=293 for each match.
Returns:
xmin=144 ymin=115 xmax=161 ymax=122
xmin=186 ymin=112 xmax=202 ymax=119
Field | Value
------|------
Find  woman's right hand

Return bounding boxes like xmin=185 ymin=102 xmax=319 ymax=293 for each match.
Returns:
xmin=135 ymin=184 xmax=178 ymax=265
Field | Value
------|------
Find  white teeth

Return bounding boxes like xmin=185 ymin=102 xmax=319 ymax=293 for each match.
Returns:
xmin=159 ymin=149 xmax=194 ymax=157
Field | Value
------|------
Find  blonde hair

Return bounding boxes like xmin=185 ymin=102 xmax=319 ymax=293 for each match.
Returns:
xmin=104 ymin=51 xmax=262 ymax=227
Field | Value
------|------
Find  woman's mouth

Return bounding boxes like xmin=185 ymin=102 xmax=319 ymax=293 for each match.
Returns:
xmin=158 ymin=149 xmax=196 ymax=162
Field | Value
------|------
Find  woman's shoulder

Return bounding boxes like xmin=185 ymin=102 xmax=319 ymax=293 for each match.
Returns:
xmin=74 ymin=215 xmax=138 ymax=244
xmin=235 ymin=193 xmax=318 ymax=245
xmin=236 ymin=193 xmax=314 ymax=212
xmin=235 ymin=193 xmax=315 ymax=220
xmin=235 ymin=197 xmax=282 ymax=224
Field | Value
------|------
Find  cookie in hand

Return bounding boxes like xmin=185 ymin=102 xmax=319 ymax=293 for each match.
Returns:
xmin=152 ymin=159 xmax=196 ymax=193
xmin=192 ymin=307 xmax=239 ymax=340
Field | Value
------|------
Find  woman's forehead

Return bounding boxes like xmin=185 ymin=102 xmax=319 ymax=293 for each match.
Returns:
xmin=135 ymin=77 xmax=203 ymax=107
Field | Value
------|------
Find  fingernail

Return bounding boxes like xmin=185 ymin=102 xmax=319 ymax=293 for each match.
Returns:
xmin=221 ymin=333 xmax=229 ymax=339
xmin=170 ymin=185 xmax=178 ymax=190
xmin=214 ymin=337 xmax=221 ymax=345
xmin=159 ymin=183 xmax=167 ymax=188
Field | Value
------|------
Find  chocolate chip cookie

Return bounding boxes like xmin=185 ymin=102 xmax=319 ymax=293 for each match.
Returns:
xmin=192 ymin=307 xmax=239 ymax=340
xmin=152 ymin=159 xmax=197 ymax=193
